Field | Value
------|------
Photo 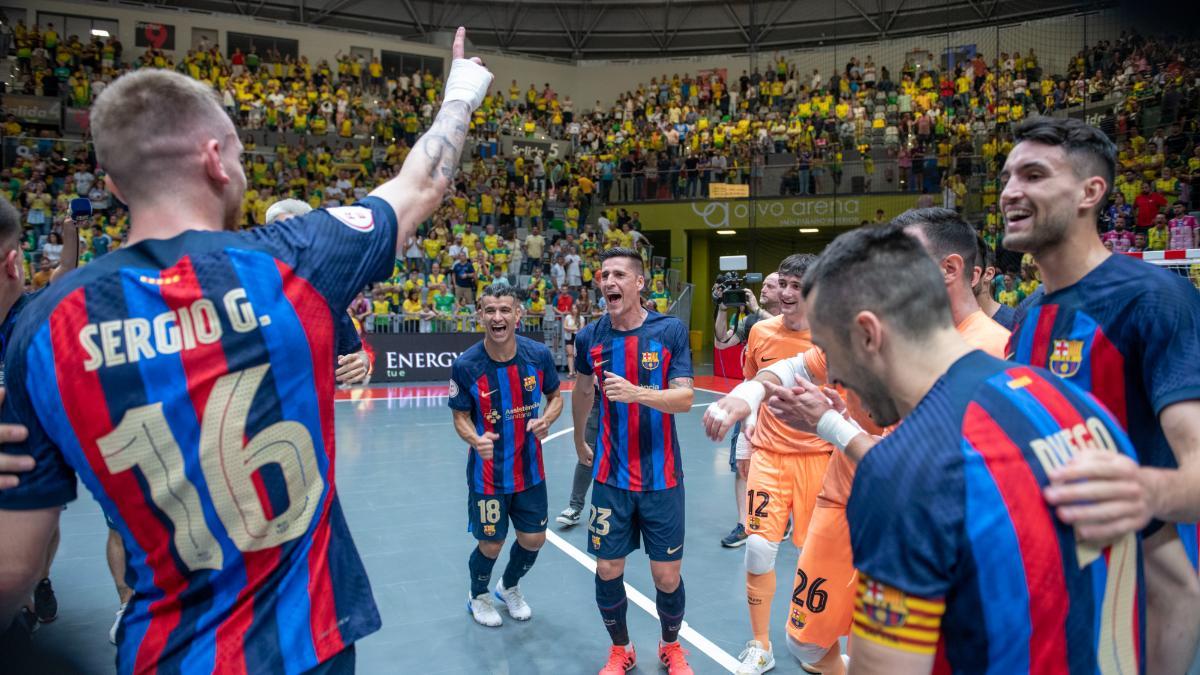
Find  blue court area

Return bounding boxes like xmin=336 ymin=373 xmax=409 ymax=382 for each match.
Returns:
xmin=25 ymin=384 xmax=803 ymax=674
xmin=25 ymin=384 xmax=1200 ymax=674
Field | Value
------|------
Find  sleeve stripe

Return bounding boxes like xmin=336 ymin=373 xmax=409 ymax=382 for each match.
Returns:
xmin=852 ymin=620 xmax=939 ymax=655
xmin=852 ymin=611 xmax=941 ymax=641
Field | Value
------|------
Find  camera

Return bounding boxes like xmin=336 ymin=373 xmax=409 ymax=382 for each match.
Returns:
xmin=712 ymin=272 xmax=759 ymax=307
xmin=712 ymin=256 xmax=763 ymax=308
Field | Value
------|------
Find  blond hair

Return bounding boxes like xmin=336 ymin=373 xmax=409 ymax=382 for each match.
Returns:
xmin=90 ymin=69 xmax=230 ymax=204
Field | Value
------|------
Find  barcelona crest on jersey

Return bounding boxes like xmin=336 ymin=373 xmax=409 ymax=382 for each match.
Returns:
xmin=523 ymin=375 xmax=537 ymax=392
xmin=641 ymin=351 xmax=661 ymax=370
xmin=1048 ymin=339 xmax=1084 ymax=378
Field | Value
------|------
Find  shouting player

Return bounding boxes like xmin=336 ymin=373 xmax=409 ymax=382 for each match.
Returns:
xmin=812 ymin=224 xmax=1146 ymax=673
xmin=573 ymin=247 xmax=695 ymax=675
xmin=0 ymin=28 xmax=491 ymax=673
xmin=449 ymin=283 xmax=562 ymax=627
xmin=1001 ymin=116 xmax=1200 ymax=673
xmin=702 ymin=254 xmax=833 ymax=675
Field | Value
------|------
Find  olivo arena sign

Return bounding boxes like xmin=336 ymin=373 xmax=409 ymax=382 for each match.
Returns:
xmin=635 ymin=194 xmax=922 ymax=231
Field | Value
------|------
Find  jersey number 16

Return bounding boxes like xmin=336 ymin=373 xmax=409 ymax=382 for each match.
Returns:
xmin=97 ymin=364 xmax=325 ymax=572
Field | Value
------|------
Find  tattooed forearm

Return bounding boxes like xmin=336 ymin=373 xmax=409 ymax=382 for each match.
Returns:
xmin=413 ymin=100 xmax=471 ymax=183
xmin=669 ymin=377 xmax=694 ymax=390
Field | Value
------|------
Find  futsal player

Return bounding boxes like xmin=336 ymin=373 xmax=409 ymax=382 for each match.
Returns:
xmin=572 ymin=247 xmax=695 ymax=675
xmin=814 ymin=224 xmax=1146 ymax=673
xmin=705 ymin=209 xmax=1010 ymax=674
xmin=1001 ymin=117 xmax=1200 ymax=674
xmin=0 ymin=195 xmax=79 ymax=642
xmin=701 ymin=254 xmax=834 ymax=675
xmin=449 ymin=283 xmax=562 ymax=627
xmin=266 ymin=198 xmax=372 ymax=387
xmin=0 ymin=28 xmax=492 ymax=673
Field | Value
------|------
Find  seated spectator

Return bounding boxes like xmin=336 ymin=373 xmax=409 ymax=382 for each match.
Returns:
xmin=1101 ymin=216 xmax=1136 ymax=253
xmin=1148 ymin=213 xmax=1170 ymax=251
xmin=1169 ymin=202 xmax=1199 ymax=250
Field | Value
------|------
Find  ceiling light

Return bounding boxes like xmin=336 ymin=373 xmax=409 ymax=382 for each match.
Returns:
xmin=799 ymin=228 xmax=819 ymax=233
xmin=716 ymin=230 xmax=736 ymax=235
xmin=91 ymin=29 xmax=110 ymax=37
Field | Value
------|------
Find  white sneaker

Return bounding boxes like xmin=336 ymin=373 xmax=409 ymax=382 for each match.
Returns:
xmin=467 ymin=592 xmax=502 ymax=627
xmin=494 ymin=579 xmax=532 ymax=620
xmin=557 ymin=506 xmax=582 ymax=527
xmin=735 ymin=640 xmax=775 ymax=674
xmin=109 ymin=603 xmax=127 ymax=645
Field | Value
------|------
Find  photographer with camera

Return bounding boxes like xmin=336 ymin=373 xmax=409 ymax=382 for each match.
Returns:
xmin=714 ymin=271 xmax=780 ymax=548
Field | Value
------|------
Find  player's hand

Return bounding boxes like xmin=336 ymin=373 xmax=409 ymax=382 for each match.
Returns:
xmin=576 ymin=440 xmax=594 ymax=467
xmin=1043 ymin=450 xmax=1152 ymax=545
xmin=443 ymin=28 xmax=492 ymax=111
xmin=702 ymin=396 xmax=751 ymax=441
xmin=526 ymin=416 xmax=551 ymax=441
xmin=0 ymin=389 xmax=33 ymax=491
xmin=474 ymin=432 xmax=500 ymax=461
xmin=763 ymin=377 xmax=831 ymax=434
xmin=335 ymin=352 xmax=370 ymax=385
xmin=602 ymin=370 xmax=641 ymax=404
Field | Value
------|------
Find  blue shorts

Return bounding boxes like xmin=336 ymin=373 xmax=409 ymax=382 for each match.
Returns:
xmin=588 ymin=481 xmax=685 ymax=562
xmin=467 ymin=481 xmax=548 ymax=541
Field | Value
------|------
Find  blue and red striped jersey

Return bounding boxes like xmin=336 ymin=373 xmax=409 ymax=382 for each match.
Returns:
xmin=573 ymin=312 xmax=692 ymax=492
xmin=0 ymin=198 xmax=398 ymax=674
xmin=1008 ymin=254 xmax=1200 ymax=569
xmin=848 ymin=350 xmax=1144 ymax=674
xmin=448 ymin=336 xmax=560 ymax=495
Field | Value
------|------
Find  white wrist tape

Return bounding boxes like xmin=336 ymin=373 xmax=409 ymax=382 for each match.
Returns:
xmin=442 ymin=58 xmax=493 ymax=111
xmin=735 ymin=432 xmax=753 ymax=460
xmin=705 ymin=402 xmax=728 ymax=423
xmin=729 ymin=380 xmax=766 ymax=412
xmin=816 ymin=409 xmax=863 ymax=452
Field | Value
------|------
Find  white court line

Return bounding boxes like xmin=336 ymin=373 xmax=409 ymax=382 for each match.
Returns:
xmin=542 ymin=427 xmax=742 ymax=673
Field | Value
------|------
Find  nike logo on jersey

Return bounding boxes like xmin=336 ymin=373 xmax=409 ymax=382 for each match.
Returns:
xmin=666 ymin=544 xmax=683 ymax=555
xmin=539 ymin=518 xmax=548 ymax=526
xmin=760 ymin=356 xmax=776 ymax=363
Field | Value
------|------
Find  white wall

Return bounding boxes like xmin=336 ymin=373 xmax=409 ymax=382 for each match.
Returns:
xmin=7 ymin=1 xmax=1121 ymax=108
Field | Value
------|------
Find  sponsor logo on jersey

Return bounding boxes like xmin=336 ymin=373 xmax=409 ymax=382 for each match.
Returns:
xmin=448 ymin=379 xmax=459 ymax=398
xmin=328 ymin=206 xmax=375 ymax=232
xmin=523 ymin=375 xmax=537 ymax=392
xmin=862 ymin=580 xmax=909 ymax=628
xmin=486 ymin=409 xmax=501 ymax=424
xmin=1048 ymin=339 xmax=1084 ymax=378
xmin=641 ymin=351 xmax=661 ymax=370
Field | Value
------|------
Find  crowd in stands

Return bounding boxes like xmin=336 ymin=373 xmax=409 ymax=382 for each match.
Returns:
xmin=5 ymin=20 xmax=1200 ymax=327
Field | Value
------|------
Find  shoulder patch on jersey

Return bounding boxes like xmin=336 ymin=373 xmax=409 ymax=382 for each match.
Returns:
xmin=449 ymin=379 xmax=459 ymax=398
xmin=327 ymin=206 xmax=375 ymax=232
